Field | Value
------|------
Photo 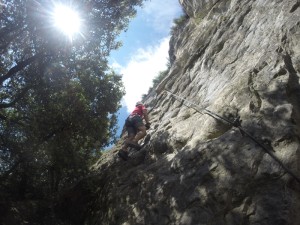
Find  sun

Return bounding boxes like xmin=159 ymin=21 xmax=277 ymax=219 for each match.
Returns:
xmin=53 ymin=4 xmax=81 ymax=40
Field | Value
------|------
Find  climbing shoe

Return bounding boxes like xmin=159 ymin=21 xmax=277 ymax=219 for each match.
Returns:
xmin=118 ymin=150 xmax=129 ymax=161
xmin=126 ymin=141 xmax=142 ymax=150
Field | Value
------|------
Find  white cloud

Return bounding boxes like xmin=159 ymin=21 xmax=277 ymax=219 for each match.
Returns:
xmin=141 ymin=0 xmax=183 ymax=32
xmin=117 ymin=37 xmax=170 ymax=112
xmin=108 ymin=0 xmax=182 ymax=114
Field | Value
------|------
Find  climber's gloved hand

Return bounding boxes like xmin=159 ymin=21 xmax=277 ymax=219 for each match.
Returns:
xmin=145 ymin=123 xmax=151 ymax=130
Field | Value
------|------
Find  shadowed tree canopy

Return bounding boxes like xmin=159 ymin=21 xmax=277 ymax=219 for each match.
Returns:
xmin=0 ymin=0 xmax=145 ymax=222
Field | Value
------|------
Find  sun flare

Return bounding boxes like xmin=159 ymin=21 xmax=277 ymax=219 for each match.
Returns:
xmin=53 ymin=4 xmax=81 ymax=40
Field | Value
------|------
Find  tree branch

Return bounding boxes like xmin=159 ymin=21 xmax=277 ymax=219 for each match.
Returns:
xmin=0 ymin=86 xmax=31 ymax=109
xmin=0 ymin=53 xmax=41 ymax=85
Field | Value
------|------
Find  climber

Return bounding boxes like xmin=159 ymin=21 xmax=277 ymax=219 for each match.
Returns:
xmin=118 ymin=101 xmax=151 ymax=161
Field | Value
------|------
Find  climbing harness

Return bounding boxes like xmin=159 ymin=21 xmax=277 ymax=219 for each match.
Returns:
xmin=164 ymin=89 xmax=300 ymax=184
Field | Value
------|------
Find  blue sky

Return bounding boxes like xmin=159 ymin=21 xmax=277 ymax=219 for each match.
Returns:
xmin=109 ymin=0 xmax=183 ymax=136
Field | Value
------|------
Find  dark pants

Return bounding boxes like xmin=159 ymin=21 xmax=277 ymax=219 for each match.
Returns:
xmin=125 ymin=115 xmax=144 ymax=136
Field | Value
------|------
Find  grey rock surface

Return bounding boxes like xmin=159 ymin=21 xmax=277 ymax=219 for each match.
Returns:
xmin=73 ymin=1 xmax=300 ymax=224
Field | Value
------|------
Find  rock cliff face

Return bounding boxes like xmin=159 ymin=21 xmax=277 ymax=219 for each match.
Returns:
xmin=64 ymin=0 xmax=300 ymax=224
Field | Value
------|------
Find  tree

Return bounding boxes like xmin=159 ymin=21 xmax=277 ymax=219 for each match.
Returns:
xmin=0 ymin=0 xmax=145 ymax=217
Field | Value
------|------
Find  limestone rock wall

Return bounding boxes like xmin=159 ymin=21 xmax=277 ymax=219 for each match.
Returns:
xmin=69 ymin=1 xmax=300 ymax=224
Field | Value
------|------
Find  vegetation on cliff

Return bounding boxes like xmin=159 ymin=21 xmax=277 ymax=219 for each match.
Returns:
xmin=0 ymin=0 xmax=145 ymax=224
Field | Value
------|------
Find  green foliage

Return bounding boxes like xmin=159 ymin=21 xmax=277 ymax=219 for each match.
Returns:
xmin=152 ymin=69 xmax=169 ymax=87
xmin=170 ymin=13 xmax=189 ymax=35
xmin=142 ymin=60 xmax=170 ymax=102
xmin=0 ymin=0 xmax=143 ymax=223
